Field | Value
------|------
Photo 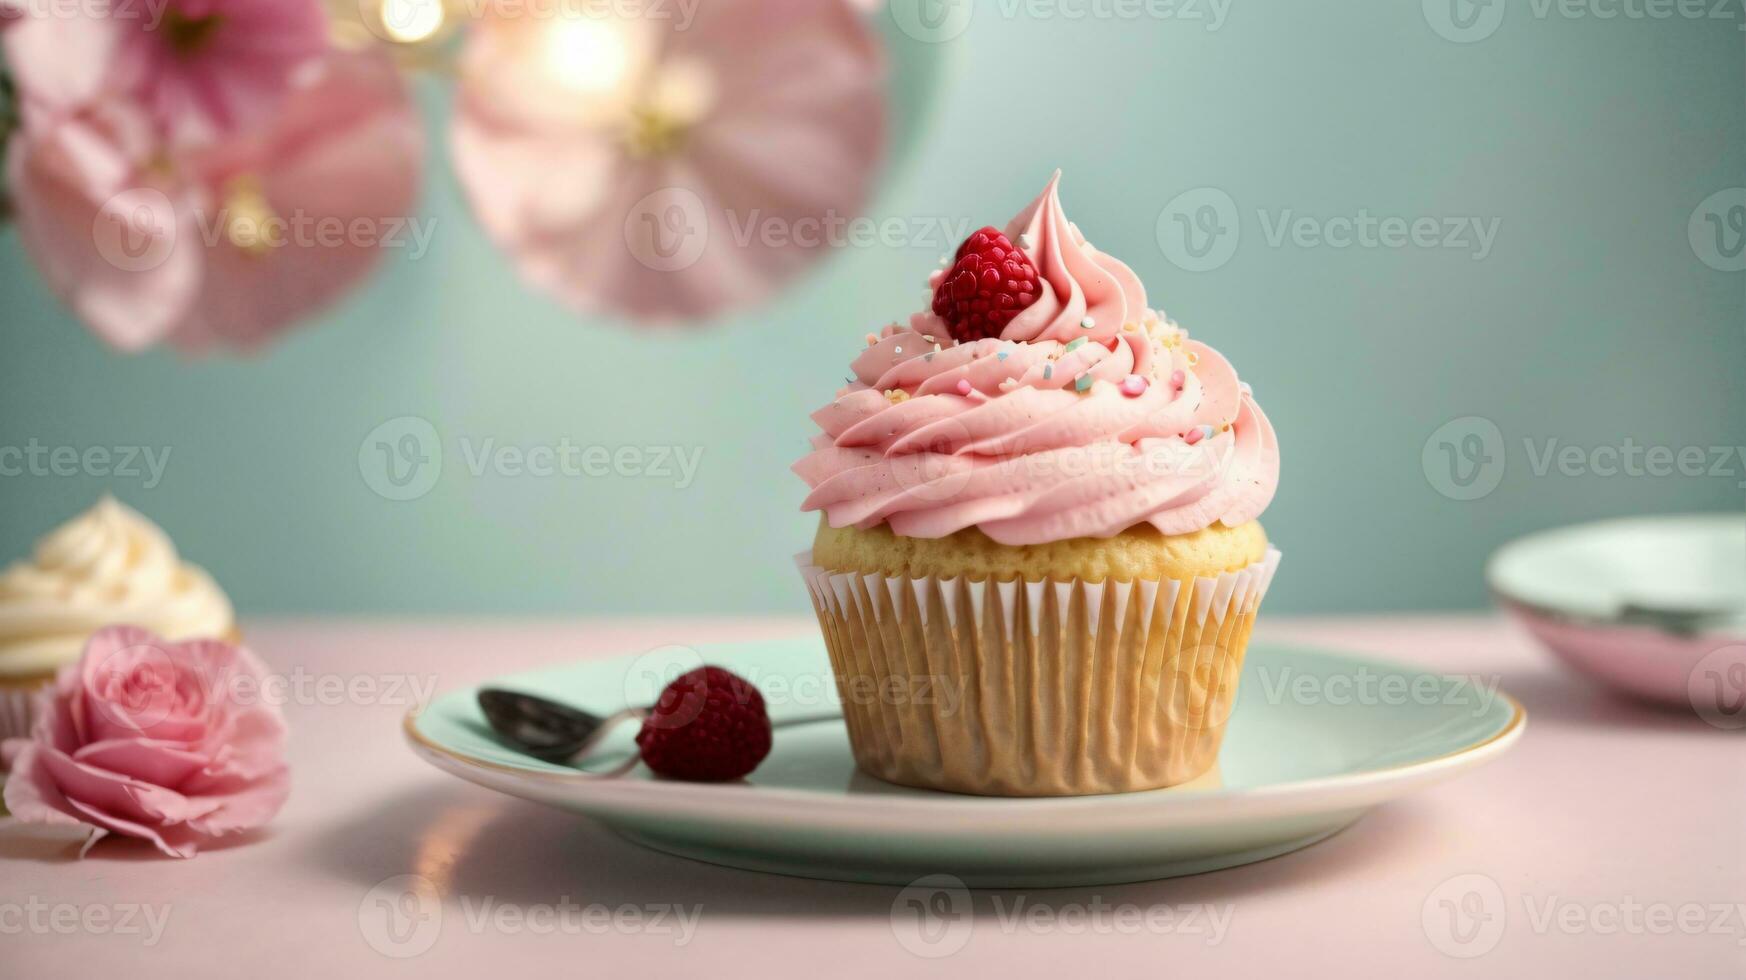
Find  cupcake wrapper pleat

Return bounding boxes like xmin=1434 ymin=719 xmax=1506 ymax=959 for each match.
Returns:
xmin=0 ymin=683 xmax=43 ymax=745
xmin=797 ymin=548 xmax=1282 ymax=796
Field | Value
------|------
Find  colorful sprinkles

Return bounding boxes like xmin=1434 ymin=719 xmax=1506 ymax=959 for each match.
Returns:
xmin=955 ymin=379 xmax=973 ymax=396
xmin=1119 ymin=374 xmax=1148 ymax=397
xmin=1074 ymin=374 xmax=1094 ymax=393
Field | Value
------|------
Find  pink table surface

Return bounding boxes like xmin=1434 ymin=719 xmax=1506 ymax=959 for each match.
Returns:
xmin=3 ymin=615 xmax=1741 ymax=978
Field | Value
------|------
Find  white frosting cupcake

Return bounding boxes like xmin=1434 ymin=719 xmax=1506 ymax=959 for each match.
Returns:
xmin=0 ymin=497 xmax=235 ymax=683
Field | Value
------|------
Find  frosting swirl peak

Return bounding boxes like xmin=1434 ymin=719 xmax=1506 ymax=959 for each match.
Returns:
xmin=999 ymin=170 xmax=1148 ymax=343
xmin=796 ymin=174 xmax=1279 ymax=547
xmin=0 ymin=497 xmax=235 ymax=679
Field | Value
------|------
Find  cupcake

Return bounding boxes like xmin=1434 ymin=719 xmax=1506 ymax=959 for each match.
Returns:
xmin=794 ymin=172 xmax=1281 ymax=796
xmin=0 ymin=497 xmax=237 ymax=741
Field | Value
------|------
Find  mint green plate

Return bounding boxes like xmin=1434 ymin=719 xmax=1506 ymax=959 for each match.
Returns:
xmin=406 ymin=639 xmax=1523 ymax=887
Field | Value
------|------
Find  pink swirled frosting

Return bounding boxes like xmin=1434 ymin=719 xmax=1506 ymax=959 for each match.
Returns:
xmin=795 ymin=173 xmax=1279 ymax=546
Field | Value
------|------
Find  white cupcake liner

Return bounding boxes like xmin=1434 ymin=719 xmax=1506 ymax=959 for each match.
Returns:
xmin=0 ymin=680 xmax=47 ymax=746
xmin=798 ymin=546 xmax=1281 ymax=796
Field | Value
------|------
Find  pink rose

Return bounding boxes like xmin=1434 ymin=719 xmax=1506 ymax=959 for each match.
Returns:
xmin=1 ymin=626 xmax=290 ymax=858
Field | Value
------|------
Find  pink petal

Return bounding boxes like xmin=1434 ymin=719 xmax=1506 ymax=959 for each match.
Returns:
xmin=181 ymin=764 xmax=289 ymax=837
xmin=452 ymin=0 xmax=886 ymax=323
xmin=110 ymin=0 xmax=329 ymax=144
xmin=0 ymin=12 xmax=119 ymax=124
xmin=1 ymin=743 xmax=92 ymax=831
xmin=73 ymin=738 xmax=208 ymax=788
xmin=62 ymin=794 xmax=200 ymax=858
xmin=168 ymin=49 xmax=424 ymax=351
xmin=7 ymin=111 xmax=203 ymax=350
xmin=37 ymin=745 xmax=225 ymax=826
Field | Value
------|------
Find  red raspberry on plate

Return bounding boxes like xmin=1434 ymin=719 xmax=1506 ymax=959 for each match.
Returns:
xmin=932 ymin=226 xmax=1041 ymax=343
xmin=635 ymin=666 xmax=772 ymax=782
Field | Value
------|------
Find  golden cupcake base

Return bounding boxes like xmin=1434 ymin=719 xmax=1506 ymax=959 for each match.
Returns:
xmin=799 ymin=546 xmax=1280 ymax=796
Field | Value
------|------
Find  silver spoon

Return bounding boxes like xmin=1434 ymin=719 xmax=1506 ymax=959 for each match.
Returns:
xmin=477 ymin=688 xmax=647 ymax=769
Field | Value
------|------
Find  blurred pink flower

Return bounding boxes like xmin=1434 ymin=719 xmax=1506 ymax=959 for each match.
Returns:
xmin=7 ymin=48 xmax=424 ymax=352
xmin=452 ymin=0 xmax=887 ymax=323
xmin=2 ymin=0 xmax=328 ymax=143
xmin=1 ymin=626 xmax=290 ymax=858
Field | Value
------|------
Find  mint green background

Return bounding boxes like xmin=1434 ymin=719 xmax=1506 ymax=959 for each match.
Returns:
xmin=1 ymin=6 xmax=1742 ymax=616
